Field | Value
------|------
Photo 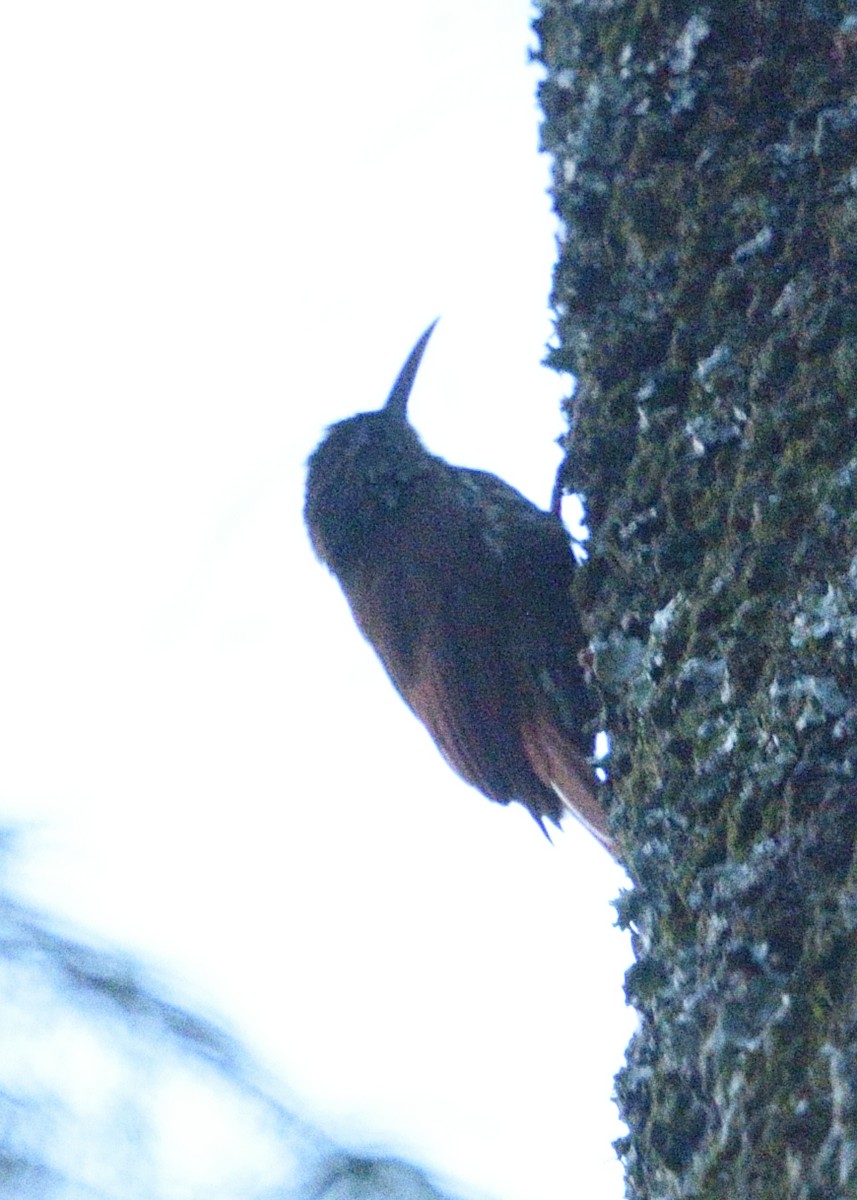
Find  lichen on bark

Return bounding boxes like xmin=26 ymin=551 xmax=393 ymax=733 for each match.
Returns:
xmin=534 ymin=2 xmax=857 ymax=1196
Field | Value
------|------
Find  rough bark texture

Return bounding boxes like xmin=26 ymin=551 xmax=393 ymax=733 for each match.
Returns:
xmin=533 ymin=2 xmax=857 ymax=1197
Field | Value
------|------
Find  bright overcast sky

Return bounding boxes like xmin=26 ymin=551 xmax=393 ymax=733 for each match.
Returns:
xmin=1 ymin=4 xmax=635 ymax=1200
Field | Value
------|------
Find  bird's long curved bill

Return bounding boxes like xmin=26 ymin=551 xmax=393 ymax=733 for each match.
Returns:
xmin=384 ymin=319 xmax=439 ymax=418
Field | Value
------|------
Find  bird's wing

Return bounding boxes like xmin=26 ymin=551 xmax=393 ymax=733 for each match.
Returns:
xmin=341 ymin=465 xmax=609 ymax=843
xmin=458 ymin=469 xmax=598 ymax=744
xmin=349 ymin=533 xmax=529 ymax=795
xmin=456 ymin=471 xmax=611 ymax=846
xmin=343 ymin=476 xmax=558 ymax=810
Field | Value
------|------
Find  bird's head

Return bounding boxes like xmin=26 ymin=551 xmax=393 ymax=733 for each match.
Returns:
xmin=304 ymin=321 xmax=438 ymax=575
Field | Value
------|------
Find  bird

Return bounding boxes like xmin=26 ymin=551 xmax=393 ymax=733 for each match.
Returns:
xmin=303 ymin=321 xmax=613 ymax=851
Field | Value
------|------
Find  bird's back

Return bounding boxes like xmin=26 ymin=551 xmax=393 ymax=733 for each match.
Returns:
xmin=343 ymin=459 xmax=601 ymax=834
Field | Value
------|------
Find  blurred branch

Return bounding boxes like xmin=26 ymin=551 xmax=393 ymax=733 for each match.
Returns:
xmin=0 ymin=831 xmax=479 ymax=1200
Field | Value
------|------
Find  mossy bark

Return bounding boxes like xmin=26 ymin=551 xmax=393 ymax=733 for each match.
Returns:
xmin=534 ymin=2 xmax=857 ymax=1196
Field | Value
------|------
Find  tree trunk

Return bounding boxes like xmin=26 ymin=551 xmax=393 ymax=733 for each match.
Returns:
xmin=534 ymin=2 xmax=857 ymax=1196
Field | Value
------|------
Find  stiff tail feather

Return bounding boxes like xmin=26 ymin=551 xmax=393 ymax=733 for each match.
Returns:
xmin=521 ymin=716 xmax=615 ymax=855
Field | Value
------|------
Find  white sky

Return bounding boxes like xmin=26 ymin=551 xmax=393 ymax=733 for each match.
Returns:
xmin=0 ymin=4 xmax=635 ymax=1200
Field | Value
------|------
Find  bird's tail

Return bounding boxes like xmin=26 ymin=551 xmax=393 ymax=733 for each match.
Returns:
xmin=521 ymin=715 xmax=615 ymax=855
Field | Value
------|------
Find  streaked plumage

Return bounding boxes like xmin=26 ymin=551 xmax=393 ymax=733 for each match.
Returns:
xmin=304 ymin=323 xmax=612 ymax=850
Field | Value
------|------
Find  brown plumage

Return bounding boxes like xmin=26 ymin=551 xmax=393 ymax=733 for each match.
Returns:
xmin=304 ymin=322 xmax=612 ymax=851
